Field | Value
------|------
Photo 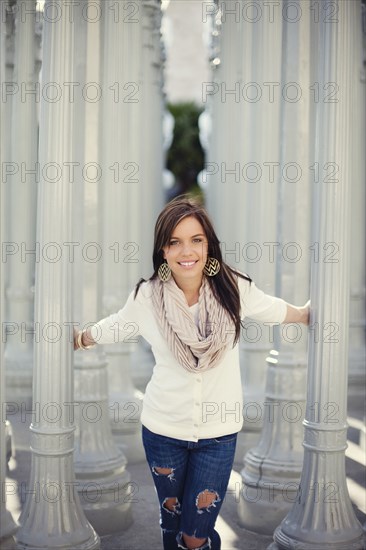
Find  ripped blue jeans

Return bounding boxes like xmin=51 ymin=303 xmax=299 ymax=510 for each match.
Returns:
xmin=142 ymin=425 xmax=237 ymax=550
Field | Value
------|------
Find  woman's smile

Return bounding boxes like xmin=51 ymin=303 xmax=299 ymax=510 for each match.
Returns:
xmin=177 ymin=260 xmax=198 ymax=269
xmin=162 ymin=216 xmax=208 ymax=287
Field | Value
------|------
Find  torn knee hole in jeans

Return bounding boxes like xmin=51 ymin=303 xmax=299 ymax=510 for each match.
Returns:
xmin=152 ymin=466 xmax=176 ymax=481
xmin=177 ymin=531 xmax=211 ymax=550
xmin=196 ymin=489 xmax=220 ymax=514
xmin=162 ymin=496 xmax=181 ymax=516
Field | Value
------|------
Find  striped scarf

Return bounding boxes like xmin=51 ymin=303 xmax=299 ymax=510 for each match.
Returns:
xmin=151 ymin=276 xmax=235 ymax=372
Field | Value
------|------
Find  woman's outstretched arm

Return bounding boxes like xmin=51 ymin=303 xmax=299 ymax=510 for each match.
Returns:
xmin=283 ymin=300 xmax=310 ymax=325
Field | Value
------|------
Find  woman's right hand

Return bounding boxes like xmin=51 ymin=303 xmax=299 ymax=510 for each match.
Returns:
xmin=73 ymin=328 xmax=96 ymax=350
xmin=74 ymin=328 xmax=81 ymax=350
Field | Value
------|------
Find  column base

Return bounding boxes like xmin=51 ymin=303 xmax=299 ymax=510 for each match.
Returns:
xmin=16 ymin=534 xmax=100 ymax=550
xmin=84 ymin=504 xmax=132 ymax=538
xmin=75 ymin=457 xmax=132 ymax=536
xmin=234 ymin=430 xmax=260 ymax=467
xmin=15 ymin=451 xmax=101 ymax=550
xmin=113 ymin=427 xmax=146 ymax=464
xmin=0 ymin=534 xmax=17 ymax=550
xmin=272 ymin=525 xmax=366 ymax=550
xmin=0 ymin=510 xmax=17 ymax=542
xmin=79 ymin=474 xmax=133 ymax=535
xmin=238 ymin=482 xmax=298 ymax=536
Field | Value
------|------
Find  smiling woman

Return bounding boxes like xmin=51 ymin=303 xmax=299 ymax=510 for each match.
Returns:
xmin=74 ymin=195 xmax=309 ymax=550
xmin=162 ymin=217 xmax=208 ymax=304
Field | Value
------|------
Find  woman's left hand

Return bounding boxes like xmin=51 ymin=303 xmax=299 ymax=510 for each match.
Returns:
xmin=301 ymin=300 xmax=310 ymax=325
xmin=284 ymin=300 xmax=310 ymax=325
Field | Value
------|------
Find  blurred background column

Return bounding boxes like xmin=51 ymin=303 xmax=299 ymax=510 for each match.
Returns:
xmin=271 ymin=2 xmax=365 ymax=548
xmin=0 ymin=0 xmax=18 ymax=543
xmin=71 ymin=1 xmax=132 ymax=534
xmin=204 ymin=0 xmax=283 ymax=456
xmin=238 ymin=2 xmax=283 ymax=444
xmin=347 ymin=0 xmax=366 ymax=399
xmin=239 ymin=0 xmax=311 ymax=533
xmin=130 ymin=0 xmax=165 ymax=393
xmin=15 ymin=1 xmax=99 ymax=547
xmin=5 ymin=0 xmax=38 ymax=407
xmin=100 ymin=0 xmax=164 ymax=463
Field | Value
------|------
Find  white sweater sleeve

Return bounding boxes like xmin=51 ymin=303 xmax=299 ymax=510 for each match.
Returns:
xmin=238 ymin=276 xmax=287 ymax=325
xmin=90 ymin=286 xmax=145 ymax=345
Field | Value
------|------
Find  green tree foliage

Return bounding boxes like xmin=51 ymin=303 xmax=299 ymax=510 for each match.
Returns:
xmin=166 ymin=102 xmax=205 ymax=199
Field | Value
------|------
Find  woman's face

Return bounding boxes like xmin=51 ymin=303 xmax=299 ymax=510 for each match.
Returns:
xmin=162 ymin=216 xmax=208 ymax=288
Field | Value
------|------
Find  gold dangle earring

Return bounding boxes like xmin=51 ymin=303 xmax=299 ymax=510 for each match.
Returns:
xmin=203 ymin=257 xmax=220 ymax=277
xmin=158 ymin=261 xmax=172 ymax=282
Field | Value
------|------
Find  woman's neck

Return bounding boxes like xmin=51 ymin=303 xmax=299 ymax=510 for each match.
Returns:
xmin=172 ymin=275 xmax=202 ymax=305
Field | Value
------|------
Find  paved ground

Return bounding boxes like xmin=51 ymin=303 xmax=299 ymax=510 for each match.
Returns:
xmin=2 ymin=394 xmax=365 ymax=550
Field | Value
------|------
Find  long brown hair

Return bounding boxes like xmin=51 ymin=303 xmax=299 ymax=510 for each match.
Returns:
xmin=135 ymin=195 xmax=251 ymax=345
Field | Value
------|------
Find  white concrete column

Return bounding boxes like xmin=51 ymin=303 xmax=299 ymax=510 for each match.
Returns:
xmin=238 ymin=7 xmax=283 ymax=439
xmin=126 ymin=0 xmax=153 ymax=394
xmin=239 ymin=1 xmax=311 ymax=533
xmin=203 ymin=6 xmax=255 ymax=430
xmin=205 ymin=2 xmax=282 ymax=452
xmin=239 ymin=351 xmax=306 ymax=535
xmin=197 ymin=9 xmax=218 ymax=194
xmin=71 ymin=1 xmax=132 ymax=534
xmin=0 ymin=2 xmax=18 ymax=542
xmin=130 ymin=0 xmax=165 ymax=393
xmin=100 ymin=0 xmax=147 ymax=463
xmin=4 ymin=0 xmax=37 ymax=407
xmin=2 ymin=0 xmax=15 ymax=162
xmin=271 ymin=2 xmax=365 ymax=548
xmin=205 ymin=0 xmax=244 ymax=234
xmin=348 ymin=3 xmax=366 ymax=396
xmin=139 ymin=0 xmax=165 ymax=266
xmin=15 ymin=1 xmax=99 ymax=548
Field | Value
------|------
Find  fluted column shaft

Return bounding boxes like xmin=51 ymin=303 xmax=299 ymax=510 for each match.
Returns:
xmin=205 ymin=0 xmax=243 ymax=238
xmin=205 ymin=1 xmax=282 ymax=444
xmin=130 ymin=0 xmax=165 ymax=393
xmin=239 ymin=7 xmax=283 ymax=436
xmin=4 ymin=0 xmax=37 ymax=406
xmin=72 ymin=1 xmax=132 ymax=533
xmin=239 ymin=1 xmax=311 ymax=533
xmin=0 ymin=2 xmax=18 ymax=541
xmin=139 ymin=0 xmax=165 ymax=277
xmin=272 ymin=2 xmax=365 ymax=548
xmin=100 ymin=0 xmax=145 ymax=463
xmin=15 ymin=2 xmax=99 ymax=548
xmin=348 ymin=1 xmax=366 ymax=396
xmin=240 ymin=352 xmax=307 ymax=535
